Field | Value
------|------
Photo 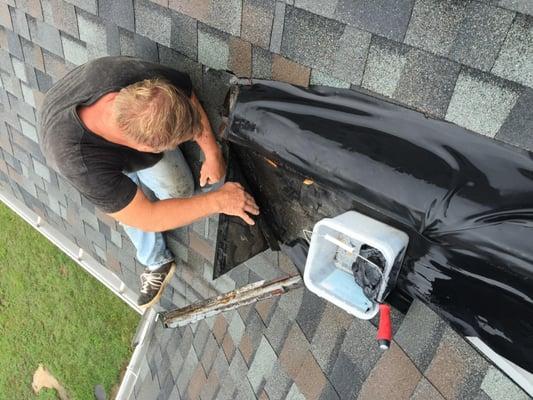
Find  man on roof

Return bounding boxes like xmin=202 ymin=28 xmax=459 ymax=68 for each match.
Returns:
xmin=38 ymin=56 xmax=259 ymax=309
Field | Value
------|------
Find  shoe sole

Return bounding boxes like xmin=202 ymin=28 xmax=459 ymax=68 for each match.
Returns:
xmin=138 ymin=262 xmax=176 ymax=310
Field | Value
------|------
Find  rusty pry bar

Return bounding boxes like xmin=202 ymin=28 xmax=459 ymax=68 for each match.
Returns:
xmin=161 ymin=275 xmax=303 ymax=329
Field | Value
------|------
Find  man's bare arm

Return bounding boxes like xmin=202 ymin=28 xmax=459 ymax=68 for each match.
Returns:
xmin=109 ymin=182 xmax=259 ymax=232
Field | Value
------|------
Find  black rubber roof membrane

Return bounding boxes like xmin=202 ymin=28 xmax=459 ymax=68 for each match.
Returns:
xmin=214 ymin=80 xmax=533 ymax=373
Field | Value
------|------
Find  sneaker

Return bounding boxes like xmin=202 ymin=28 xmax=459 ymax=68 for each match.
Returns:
xmin=137 ymin=262 xmax=176 ymax=309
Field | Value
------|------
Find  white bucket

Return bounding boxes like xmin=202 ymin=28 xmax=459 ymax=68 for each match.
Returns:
xmin=303 ymin=211 xmax=409 ymax=319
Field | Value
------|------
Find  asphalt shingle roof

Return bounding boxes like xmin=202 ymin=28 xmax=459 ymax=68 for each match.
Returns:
xmin=0 ymin=1 xmax=532 ymax=399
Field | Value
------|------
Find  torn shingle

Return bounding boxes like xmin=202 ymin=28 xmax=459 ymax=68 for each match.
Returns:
xmin=241 ymin=0 xmax=275 ymax=50
xmin=335 ymin=0 xmax=415 ymax=41
xmin=281 ymin=6 xmax=344 ymax=72
xmin=446 ymin=69 xmax=520 ymax=137
xmin=492 ymin=14 xmax=533 ymax=88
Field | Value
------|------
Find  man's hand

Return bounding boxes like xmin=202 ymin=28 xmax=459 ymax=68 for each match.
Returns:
xmin=200 ymin=148 xmax=226 ymax=187
xmin=213 ymin=182 xmax=259 ymax=225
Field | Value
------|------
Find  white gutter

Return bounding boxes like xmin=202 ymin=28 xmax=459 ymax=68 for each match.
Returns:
xmin=115 ymin=308 xmax=158 ymax=400
xmin=0 ymin=189 xmax=143 ymax=314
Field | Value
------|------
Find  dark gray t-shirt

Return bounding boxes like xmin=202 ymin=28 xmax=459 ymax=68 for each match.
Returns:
xmin=38 ymin=56 xmax=192 ymax=213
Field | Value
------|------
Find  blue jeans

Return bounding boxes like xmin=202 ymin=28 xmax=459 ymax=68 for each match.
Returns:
xmin=123 ymin=149 xmax=194 ymax=271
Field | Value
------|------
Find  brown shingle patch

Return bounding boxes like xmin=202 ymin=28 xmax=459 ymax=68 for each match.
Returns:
xmin=357 ymin=342 xmax=421 ymax=400
xmin=189 ymin=230 xmax=215 ymax=262
xmin=212 ymin=315 xmax=228 ymax=345
xmin=272 ymin=54 xmax=310 ymax=87
xmin=294 ymin=351 xmax=327 ymax=400
xmin=279 ymin=324 xmax=310 ymax=379
xmin=239 ymin=333 xmax=254 ymax=365
xmin=222 ymin=333 xmax=236 ymax=362
xmin=229 ymin=36 xmax=252 ymax=77
xmin=187 ymin=364 xmax=208 ymax=400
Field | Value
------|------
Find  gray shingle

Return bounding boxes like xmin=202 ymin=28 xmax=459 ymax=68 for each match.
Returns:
xmin=14 ymin=0 xmax=42 ymax=19
xmin=252 ymin=46 xmax=272 ymax=79
xmin=0 ymin=49 xmax=13 ymax=73
xmin=118 ymin=28 xmax=135 ymax=56
xmin=1 ymin=70 xmax=21 ymax=97
xmin=496 ymin=88 xmax=533 ymax=151
xmin=394 ymin=300 xmax=447 ymax=371
xmin=270 ymin=2 xmax=285 ymax=54
xmin=281 ymin=6 xmax=344 ymax=71
xmin=362 ymin=36 xmax=408 ymax=97
xmin=20 ymin=37 xmax=44 ymax=70
xmin=310 ymin=69 xmax=350 ymax=88
xmin=9 ymin=6 xmax=30 ymax=40
xmin=27 ymin=15 xmax=63 ymax=57
xmin=0 ymin=2 xmax=12 ymax=30
xmin=76 ymin=10 xmax=108 ymax=58
xmin=242 ymin=0 xmax=275 ymax=49
xmin=492 ymin=14 xmax=533 ymax=88
xmin=198 ymin=25 xmax=229 ymax=70
xmin=64 ymin=0 xmax=97 ymax=15
xmin=405 ymin=0 xmax=465 ymax=56
xmin=60 ymin=33 xmax=88 ymax=65
xmin=99 ymin=0 xmax=134 ymax=31
xmin=134 ymin=33 xmax=159 ymax=62
xmin=35 ymin=68 xmax=53 ymax=92
xmin=395 ymin=48 xmax=461 ymax=118
xmin=247 ymin=336 xmax=278 ymax=393
xmin=170 ymin=11 xmax=197 ymax=60
xmin=7 ymin=29 xmax=23 ymax=59
xmin=335 ymin=0 xmax=415 ymax=41
xmin=331 ymin=25 xmax=371 ymax=84
xmin=169 ymin=0 xmax=242 ymax=36
xmin=484 ymin=0 xmax=533 ymax=16
xmin=134 ymin=0 xmax=172 ymax=47
xmin=20 ymin=81 xmax=34 ymax=107
xmin=481 ymin=366 xmax=530 ymax=400
xmin=18 ymin=117 xmax=37 ymax=142
xmin=42 ymin=0 xmax=79 ymax=38
xmin=446 ymin=69 xmax=520 ymax=137
xmin=449 ymin=3 xmax=514 ymax=71
xmin=32 ymin=157 xmax=51 ymax=182
xmin=11 ymin=57 xmax=28 ymax=82
xmin=294 ymin=0 xmax=337 ymax=19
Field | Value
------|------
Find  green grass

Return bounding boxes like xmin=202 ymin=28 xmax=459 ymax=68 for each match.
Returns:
xmin=0 ymin=202 xmax=139 ymax=399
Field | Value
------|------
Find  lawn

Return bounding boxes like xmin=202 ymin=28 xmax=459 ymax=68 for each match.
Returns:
xmin=0 ymin=202 xmax=140 ymax=399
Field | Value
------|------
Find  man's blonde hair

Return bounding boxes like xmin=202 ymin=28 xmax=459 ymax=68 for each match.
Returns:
xmin=113 ymin=78 xmax=201 ymax=151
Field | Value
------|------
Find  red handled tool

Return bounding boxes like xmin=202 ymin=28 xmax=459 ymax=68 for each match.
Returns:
xmin=377 ymin=303 xmax=392 ymax=349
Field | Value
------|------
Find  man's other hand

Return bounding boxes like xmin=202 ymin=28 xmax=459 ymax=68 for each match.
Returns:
xmin=214 ymin=182 xmax=259 ymax=225
xmin=200 ymin=149 xmax=226 ymax=187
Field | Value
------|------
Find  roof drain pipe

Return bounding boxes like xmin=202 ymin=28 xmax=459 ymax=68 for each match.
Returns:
xmin=115 ymin=307 xmax=158 ymax=400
